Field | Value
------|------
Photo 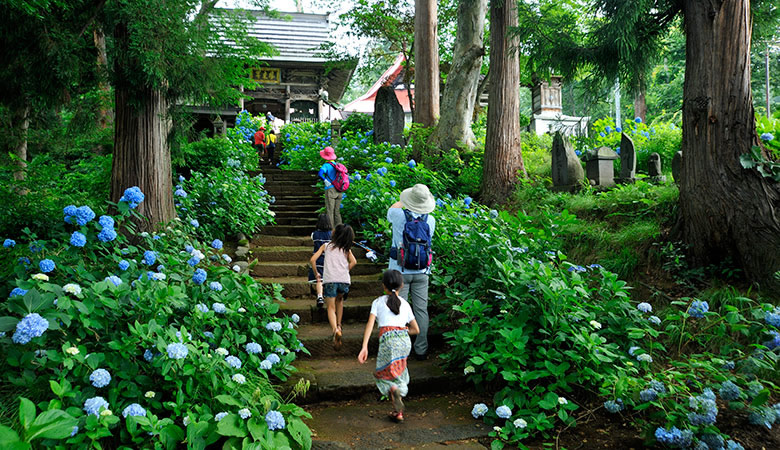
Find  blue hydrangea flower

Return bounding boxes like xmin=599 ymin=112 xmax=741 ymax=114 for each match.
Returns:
xmin=637 ymin=302 xmax=652 ymax=313
xmin=246 ymin=342 xmax=262 ymax=354
xmin=143 ymin=349 xmax=154 ymax=362
xmin=63 ymin=205 xmax=78 ymax=222
xmin=725 ymin=440 xmax=744 ymax=450
xmin=122 ymin=403 xmax=146 ymax=418
xmin=166 ymin=342 xmax=188 ymax=359
xmin=225 ymin=355 xmax=242 ymax=369
xmin=83 ymin=396 xmax=109 ymax=416
xmin=266 ymin=353 xmax=281 ymax=365
xmin=238 ymin=408 xmax=251 ymax=419
xmin=260 ymin=359 xmax=273 ymax=370
xmin=748 ymin=406 xmax=776 ymax=429
xmin=203 ymin=331 xmax=215 ymax=339
xmin=190 ymin=219 xmax=199 ymax=228
xmin=185 ymin=244 xmax=194 ymax=253
xmin=39 ymin=259 xmax=55 ymax=273
xmin=384 ymin=157 xmax=393 ymax=164
xmin=215 ymin=412 xmax=228 ymax=421
xmin=471 ymin=403 xmax=488 ymax=419
xmin=266 ymin=322 xmax=282 ymax=332
xmin=648 ymin=316 xmax=661 ymax=325
xmin=193 ymin=268 xmax=207 ymax=285
xmin=18 ymin=257 xmax=30 ymax=266
xmin=688 ymin=300 xmax=709 ymax=318
xmin=588 ymin=263 xmax=602 ymax=269
xmin=9 ymin=288 xmax=27 ymax=298
xmin=700 ymin=433 xmax=724 ymax=450
xmin=75 ymin=206 xmax=96 ymax=226
xmin=4 ymin=239 xmax=16 ymax=248
xmin=765 ymin=306 xmax=780 ymax=327
xmin=12 ymin=313 xmax=49 ymax=344
xmin=408 ymin=159 xmax=416 ymax=168
xmin=628 ymin=346 xmax=640 ymax=356
xmin=567 ymin=265 xmax=586 ymax=273
xmin=98 ymin=216 xmax=114 ymax=229
xmin=616 ymin=127 xmax=622 ymax=133
xmin=142 ymin=250 xmax=156 ymax=266
xmin=98 ymin=228 xmax=117 ymax=243
xmin=90 ymin=369 xmax=111 ymax=388
xmin=120 ymin=187 xmax=145 ymax=208
xmin=464 ymin=196 xmax=473 ymax=206
xmin=640 ymin=389 xmax=658 ymax=402
xmin=209 ymin=282 xmax=223 ymax=291
xmin=688 ymin=389 xmax=718 ymax=426
xmin=187 ymin=255 xmax=201 ymax=267
xmin=635 ymin=117 xmax=642 ymax=123
xmin=70 ymin=425 xmax=78 ymax=437
xmin=760 ymin=132 xmax=774 ymax=141
xmin=232 ymin=374 xmax=246 ymax=384
xmin=649 ymin=380 xmax=666 ymax=394
xmin=604 ymin=399 xmax=624 ymax=413
xmin=654 ymin=427 xmax=693 ymax=448
xmin=105 ymin=275 xmax=122 ymax=286
xmin=212 ymin=302 xmax=226 ymax=313
xmin=637 ymin=354 xmax=653 ymax=363
xmin=720 ymin=380 xmax=741 ymax=401
xmin=174 ymin=189 xmax=188 ymax=198
xmin=265 ymin=410 xmax=286 ymax=430
xmin=196 ymin=303 xmax=209 ymax=313
xmin=496 ymin=405 xmax=512 ymax=419
xmin=722 ymin=360 xmax=735 ymax=370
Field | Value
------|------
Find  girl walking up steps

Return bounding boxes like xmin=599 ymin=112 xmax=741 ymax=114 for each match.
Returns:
xmin=357 ymin=269 xmax=420 ymax=422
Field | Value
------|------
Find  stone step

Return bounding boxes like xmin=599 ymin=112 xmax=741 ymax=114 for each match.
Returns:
xmin=264 ymin=180 xmax=319 ymax=186
xmin=266 ymin=186 xmax=319 ymax=195
xmin=270 ymin=196 xmax=322 ymax=204
xmin=297 ymin=323 xmax=379 ymax=358
xmin=274 ymin=216 xmax=319 ymax=226
xmin=278 ymin=296 xmax=375 ymax=324
xmin=258 ymin=273 xmax=381 ymax=299
xmin=253 ymin=261 xmax=382 ymax=278
xmin=281 ymin=356 xmax=463 ymax=404
xmin=251 ymin=246 xmax=368 ymax=262
xmin=305 ymin=391 xmax=491 ymax=449
xmin=260 ymin=224 xmax=318 ymax=236
xmin=272 ymin=206 xmax=322 ymax=214
xmin=252 ymin=235 xmax=311 ymax=247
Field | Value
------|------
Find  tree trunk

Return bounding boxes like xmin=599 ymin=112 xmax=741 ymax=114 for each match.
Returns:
xmin=434 ymin=0 xmax=487 ymax=153
xmin=472 ymin=67 xmax=489 ymax=121
xmin=401 ymin=42 xmax=415 ymax=121
xmin=12 ymin=102 xmax=30 ymax=182
xmin=679 ymin=0 xmax=780 ymax=289
xmin=481 ymin=0 xmax=525 ymax=206
xmin=414 ymin=0 xmax=440 ymax=126
xmin=633 ymin=73 xmax=647 ymax=122
xmin=110 ymin=23 xmax=174 ymax=230
xmin=93 ymin=26 xmax=112 ymax=154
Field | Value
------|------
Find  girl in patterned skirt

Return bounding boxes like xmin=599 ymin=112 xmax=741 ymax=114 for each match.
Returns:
xmin=357 ymin=269 xmax=420 ymax=422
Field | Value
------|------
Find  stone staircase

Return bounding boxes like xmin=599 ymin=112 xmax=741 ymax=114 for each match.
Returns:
xmin=247 ymin=167 xmax=489 ymax=449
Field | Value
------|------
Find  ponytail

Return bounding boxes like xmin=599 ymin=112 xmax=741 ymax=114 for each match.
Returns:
xmin=382 ymin=269 xmax=403 ymax=315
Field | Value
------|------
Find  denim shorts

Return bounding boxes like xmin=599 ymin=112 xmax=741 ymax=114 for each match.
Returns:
xmin=323 ymin=282 xmax=349 ymax=299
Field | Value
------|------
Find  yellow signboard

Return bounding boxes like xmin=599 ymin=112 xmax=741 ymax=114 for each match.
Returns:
xmin=251 ymin=68 xmax=281 ymax=84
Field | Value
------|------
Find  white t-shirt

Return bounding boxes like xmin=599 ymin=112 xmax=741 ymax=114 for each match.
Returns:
xmin=370 ymin=295 xmax=416 ymax=328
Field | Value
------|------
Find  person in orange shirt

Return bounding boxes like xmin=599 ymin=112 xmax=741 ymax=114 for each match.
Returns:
xmin=254 ymin=126 xmax=266 ymax=161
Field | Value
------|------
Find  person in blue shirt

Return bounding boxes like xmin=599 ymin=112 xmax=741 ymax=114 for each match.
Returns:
xmin=387 ymin=184 xmax=436 ymax=360
xmin=318 ymin=146 xmax=342 ymax=228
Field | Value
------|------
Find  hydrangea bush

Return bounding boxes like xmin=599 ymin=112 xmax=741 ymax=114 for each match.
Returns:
xmin=0 ymin=189 xmax=311 ymax=448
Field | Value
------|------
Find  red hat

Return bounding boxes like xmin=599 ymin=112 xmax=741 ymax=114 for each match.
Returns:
xmin=319 ymin=146 xmax=337 ymax=160
xmin=259 ymin=126 xmax=265 ymax=130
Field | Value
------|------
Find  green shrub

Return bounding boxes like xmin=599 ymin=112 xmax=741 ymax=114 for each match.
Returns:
xmin=0 ymin=193 xmax=311 ymax=448
xmin=339 ymin=112 xmax=373 ymax=136
xmin=175 ymin=137 xmax=258 ymax=175
xmin=174 ymin=168 xmax=275 ymax=240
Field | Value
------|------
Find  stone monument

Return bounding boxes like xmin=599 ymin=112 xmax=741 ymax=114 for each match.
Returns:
xmin=672 ymin=151 xmax=683 ymax=184
xmin=330 ymin=120 xmax=342 ymax=145
xmin=373 ymin=86 xmax=404 ymax=146
xmin=618 ymin=132 xmax=636 ymax=182
xmin=647 ymin=152 xmax=667 ymax=183
xmin=584 ymin=147 xmax=619 ymax=187
xmin=551 ymin=131 xmax=585 ymax=192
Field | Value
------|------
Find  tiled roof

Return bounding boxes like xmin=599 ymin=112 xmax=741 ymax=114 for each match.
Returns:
xmin=244 ymin=11 xmax=331 ymax=63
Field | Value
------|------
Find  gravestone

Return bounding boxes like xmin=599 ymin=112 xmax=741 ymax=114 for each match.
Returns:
xmin=373 ymin=86 xmax=404 ymax=146
xmin=647 ymin=152 xmax=667 ymax=183
xmin=330 ymin=120 xmax=342 ymax=145
xmin=550 ymin=131 xmax=585 ymax=192
xmin=672 ymin=151 xmax=683 ymax=184
xmin=618 ymin=132 xmax=636 ymax=182
xmin=584 ymin=147 xmax=619 ymax=187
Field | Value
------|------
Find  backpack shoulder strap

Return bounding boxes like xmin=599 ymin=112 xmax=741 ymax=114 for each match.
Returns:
xmin=402 ymin=209 xmax=415 ymax=223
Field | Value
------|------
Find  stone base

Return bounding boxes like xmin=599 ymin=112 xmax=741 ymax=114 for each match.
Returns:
xmin=616 ymin=177 xmax=636 ymax=185
xmin=551 ymin=184 xmax=582 ymax=193
xmin=648 ymin=175 xmax=667 ymax=184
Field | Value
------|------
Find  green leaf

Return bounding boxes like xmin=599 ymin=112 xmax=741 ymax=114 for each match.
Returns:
xmin=286 ymin=419 xmax=312 ymax=450
xmin=247 ymin=417 xmax=265 ymax=441
xmin=19 ymin=398 xmax=35 ymax=430
xmin=0 ymin=316 xmax=19 ymax=332
xmin=49 ymin=380 xmax=64 ymax=397
xmin=538 ymin=392 xmax=559 ymax=410
xmin=26 ymin=409 xmax=78 ymax=440
xmin=470 ymin=356 xmax=485 ymax=365
xmin=216 ymin=414 xmax=246 ymax=438
xmin=161 ymin=424 xmax=185 ymax=450
xmin=751 ymin=389 xmax=770 ymax=407
xmin=215 ymin=395 xmax=243 ymax=407
xmin=0 ymin=425 xmax=20 ymax=443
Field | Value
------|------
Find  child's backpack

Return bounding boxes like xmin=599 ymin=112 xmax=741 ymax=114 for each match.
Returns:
xmin=399 ymin=209 xmax=432 ymax=271
xmin=328 ymin=162 xmax=350 ymax=192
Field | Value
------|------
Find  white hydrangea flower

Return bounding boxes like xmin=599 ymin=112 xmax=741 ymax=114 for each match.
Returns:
xmin=464 ymin=366 xmax=475 ymax=375
xmin=232 ymin=265 xmax=241 ymax=272
xmin=65 ymin=346 xmax=79 ymax=355
xmin=215 ymin=348 xmax=229 ymax=356
xmin=589 ymin=320 xmax=602 ymax=329
xmin=63 ymin=283 xmax=82 ymax=296
xmin=558 ymin=397 xmax=568 ymax=405
xmin=513 ymin=418 xmax=527 ymax=429
xmin=238 ymin=307 xmax=246 ymax=313
xmin=144 ymin=391 xmax=155 ymax=398
xmin=100 ymin=409 xmax=113 ymax=417
xmin=32 ymin=273 xmax=49 ymax=281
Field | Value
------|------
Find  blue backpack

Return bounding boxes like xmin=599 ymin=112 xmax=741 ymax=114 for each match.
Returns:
xmin=399 ymin=209 xmax=432 ymax=271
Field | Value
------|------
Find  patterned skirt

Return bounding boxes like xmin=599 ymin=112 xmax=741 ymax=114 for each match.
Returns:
xmin=374 ymin=326 xmax=411 ymax=397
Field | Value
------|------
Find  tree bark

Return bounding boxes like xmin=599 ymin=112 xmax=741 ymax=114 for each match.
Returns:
xmin=633 ymin=88 xmax=646 ymax=123
xmin=414 ymin=0 xmax=440 ymax=126
xmin=110 ymin=23 xmax=174 ymax=230
xmin=93 ymin=26 xmax=112 ymax=154
xmin=679 ymin=0 xmax=780 ymax=288
xmin=12 ymin=102 xmax=30 ymax=182
xmin=481 ymin=0 xmax=525 ymax=206
xmin=434 ymin=0 xmax=487 ymax=153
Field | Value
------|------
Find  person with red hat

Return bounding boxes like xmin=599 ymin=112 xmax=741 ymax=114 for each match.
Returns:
xmin=318 ymin=146 xmax=342 ymax=228
xmin=253 ymin=126 xmax=266 ymax=162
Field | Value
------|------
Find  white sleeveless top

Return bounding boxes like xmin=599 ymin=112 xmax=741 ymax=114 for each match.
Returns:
xmin=322 ymin=244 xmax=351 ymax=284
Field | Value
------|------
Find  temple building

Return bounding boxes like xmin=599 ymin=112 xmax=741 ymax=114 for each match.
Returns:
xmin=191 ymin=10 xmax=356 ymax=132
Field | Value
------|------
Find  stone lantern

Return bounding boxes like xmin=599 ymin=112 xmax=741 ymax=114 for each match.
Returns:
xmin=584 ymin=146 xmax=619 ymax=187
xmin=212 ymin=116 xmax=226 ymax=136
